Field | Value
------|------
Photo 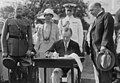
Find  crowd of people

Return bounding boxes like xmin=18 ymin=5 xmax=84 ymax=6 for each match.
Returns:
xmin=1 ymin=1 xmax=120 ymax=83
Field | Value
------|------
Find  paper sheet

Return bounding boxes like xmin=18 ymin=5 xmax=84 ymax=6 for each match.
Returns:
xmin=68 ymin=53 xmax=83 ymax=72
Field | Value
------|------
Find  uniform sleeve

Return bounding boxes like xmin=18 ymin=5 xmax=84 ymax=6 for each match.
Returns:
xmin=27 ymin=23 xmax=33 ymax=51
xmin=58 ymin=19 xmax=63 ymax=38
xmin=75 ymin=42 xmax=82 ymax=56
xmin=77 ymin=19 xmax=84 ymax=52
xmin=1 ymin=19 xmax=9 ymax=53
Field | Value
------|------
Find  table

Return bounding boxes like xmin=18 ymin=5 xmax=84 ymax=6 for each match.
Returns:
xmin=33 ymin=58 xmax=84 ymax=83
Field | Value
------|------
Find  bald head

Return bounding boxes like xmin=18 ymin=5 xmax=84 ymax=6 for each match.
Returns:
xmin=88 ymin=2 xmax=102 ymax=17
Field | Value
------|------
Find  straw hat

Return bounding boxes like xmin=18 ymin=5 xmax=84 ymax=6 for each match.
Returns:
xmin=37 ymin=8 xmax=59 ymax=20
xmin=96 ymin=48 xmax=115 ymax=71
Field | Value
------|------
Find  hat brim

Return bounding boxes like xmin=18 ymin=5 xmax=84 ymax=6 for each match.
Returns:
xmin=3 ymin=57 xmax=16 ymax=69
xmin=37 ymin=13 xmax=59 ymax=20
xmin=96 ymin=49 xmax=115 ymax=71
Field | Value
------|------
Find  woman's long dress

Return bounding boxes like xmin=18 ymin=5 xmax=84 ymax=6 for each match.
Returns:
xmin=35 ymin=22 xmax=59 ymax=83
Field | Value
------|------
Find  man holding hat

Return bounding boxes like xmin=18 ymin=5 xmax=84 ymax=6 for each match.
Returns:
xmin=87 ymin=2 xmax=116 ymax=83
xmin=58 ymin=3 xmax=84 ymax=52
xmin=1 ymin=4 xmax=33 ymax=83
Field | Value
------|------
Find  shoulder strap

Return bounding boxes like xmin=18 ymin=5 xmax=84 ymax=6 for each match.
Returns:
xmin=14 ymin=19 xmax=21 ymax=30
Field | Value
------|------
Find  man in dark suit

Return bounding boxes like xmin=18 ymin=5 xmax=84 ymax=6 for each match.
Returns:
xmin=88 ymin=2 xmax=115 ymax=83
xmin=47 ymin=27 xmax=83 ymax=83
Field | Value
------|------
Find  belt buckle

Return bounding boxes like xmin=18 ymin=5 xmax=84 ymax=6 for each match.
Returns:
xmin=19 ymin=36 xmax=22 ymax=40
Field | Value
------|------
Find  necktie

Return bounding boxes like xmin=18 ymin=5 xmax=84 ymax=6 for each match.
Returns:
xmin=64 ymin=41 xmax=67 ymax=54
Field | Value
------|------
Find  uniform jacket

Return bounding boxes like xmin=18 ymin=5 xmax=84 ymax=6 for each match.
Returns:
xmin=1 ymin=17 xmax=33 ymax=56
xmin=90 ymin=12 xmax=115 ymax=61
xmin=47 ymin=39 xmax=83 ymax=57
xmin=58 ymin=15 xmax=83 ymax=51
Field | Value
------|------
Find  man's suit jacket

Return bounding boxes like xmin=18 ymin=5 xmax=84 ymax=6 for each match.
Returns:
xmin=90 ymin=12 xmax=115 ymax=62
xmin=47 ymin=39 xmax=82 ymax=57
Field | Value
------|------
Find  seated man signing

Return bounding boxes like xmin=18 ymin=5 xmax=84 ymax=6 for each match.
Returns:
xmin=46 ymin=27 xmax=83 ymax=83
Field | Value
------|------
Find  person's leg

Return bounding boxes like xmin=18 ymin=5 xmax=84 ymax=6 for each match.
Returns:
xmin=51 ymin=68 xmax=63 ymax=83
xmin=99 ymin=70 xmax=112 ymax=83
xmin=20 ymin=57 xmax=32 ymax=83
xmin=9 ymin=69 xmax=17 ymax=83
xmin=93 ymin=65 xmax=99 ymax=83
xmin=67 ymin=68 xmax=78 ymax=83
xmin=93 ymin=64 xmax=112 ymax=83
xmin=46 ymin=68 xmax=54 ymax=83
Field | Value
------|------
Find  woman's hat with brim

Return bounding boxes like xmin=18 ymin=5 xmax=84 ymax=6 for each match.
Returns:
xmin=96 ymin=48 xmax=115 ymax=71
xmin=37 ymin=8 xmax=59 ymax=20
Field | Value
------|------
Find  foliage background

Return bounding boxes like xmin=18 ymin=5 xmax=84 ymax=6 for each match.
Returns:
xmin=0 ymin=0 xmax=89 ymax=30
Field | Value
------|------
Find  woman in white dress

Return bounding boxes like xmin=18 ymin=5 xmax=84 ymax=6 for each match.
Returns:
xmin=34 ymin=8 xmax=59 ymax=83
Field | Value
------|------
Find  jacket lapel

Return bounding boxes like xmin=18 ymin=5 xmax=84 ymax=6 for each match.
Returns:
xmin=90 ymin=11 xmax=104 ymax=32
xmin=67 ymin=40 xmax=71 ymax=51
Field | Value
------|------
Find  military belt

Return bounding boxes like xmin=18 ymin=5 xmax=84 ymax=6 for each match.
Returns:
xmin=9 ymin=35 xmax=26 ymax=40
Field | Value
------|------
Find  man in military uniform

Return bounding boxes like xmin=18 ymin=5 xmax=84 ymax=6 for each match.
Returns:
xmin=1 ymin=4 xmax=33 ymax=83
xmin=58 ymin=3 xmax=84 ymax=52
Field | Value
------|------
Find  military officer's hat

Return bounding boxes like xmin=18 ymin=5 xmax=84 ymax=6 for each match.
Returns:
xmin=63 ymin=3 xmax=77 ymax=11
xmin=63 ymin=3 xmax=77 ymax=8
xmin=63 ymin=3 xmax=77 ymax=10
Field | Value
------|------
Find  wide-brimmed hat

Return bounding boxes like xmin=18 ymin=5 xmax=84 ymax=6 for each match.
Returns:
xmin=96 ymin=48 xmax=115 ymax=71
xmin=37 ymin=8 xmax=59 ymax=20
xmin=3 ymin=57 xmax=16 ymax=69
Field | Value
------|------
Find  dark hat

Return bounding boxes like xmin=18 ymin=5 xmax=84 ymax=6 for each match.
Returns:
xmin=96 ymin=48 xmax=115 ymax=71
xmin=3 ymin=57 xmax=16 ymax=69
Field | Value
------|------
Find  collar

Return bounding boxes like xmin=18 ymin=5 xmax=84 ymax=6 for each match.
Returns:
xmin=96 ymin=10 xmax=104 ymax=18
xmin=64 ymin=40 xmax=70 ymax=47
xmin=65 ymin=15 xmax=74 ymax=19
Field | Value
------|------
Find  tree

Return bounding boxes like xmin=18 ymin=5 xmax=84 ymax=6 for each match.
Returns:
xmin=25 ymin=0 xmax=89 ymax=30
xmin=0 ymin=6 xmax=14 ymax=19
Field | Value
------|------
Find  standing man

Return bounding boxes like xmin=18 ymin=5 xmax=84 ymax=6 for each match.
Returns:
xmin=1 ymin=4 xmax=33 ymax=83
xmin=58 ymin=3 xmax=83 ymax=52
xmin=88 ymin=2 xmax=115 ymax=83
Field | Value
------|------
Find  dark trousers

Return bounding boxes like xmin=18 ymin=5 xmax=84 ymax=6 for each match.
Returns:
xmin=91 ymin=49 xmax=113 ymax=83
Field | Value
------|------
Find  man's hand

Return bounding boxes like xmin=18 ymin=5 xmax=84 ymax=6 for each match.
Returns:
xmin=100 ymin=46 xmax=106 ymax=52
xmin=26 ymin=50 xmax=34 ymax=57
xmin=63 ymin=21 xmax=70 ymax=27
xmin=2 ymin=52 xmax=8 ymax=58
xmin=51 ymin=52 xmax=59 ymax=59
